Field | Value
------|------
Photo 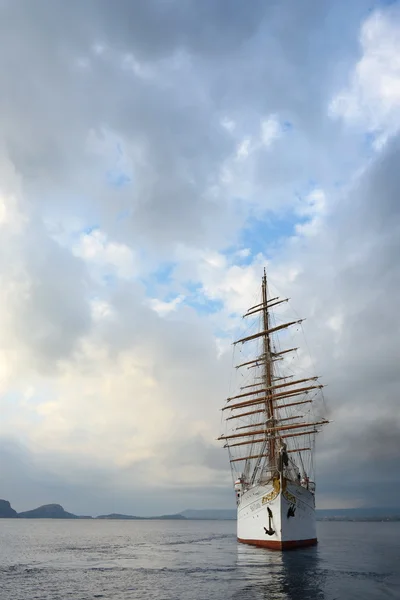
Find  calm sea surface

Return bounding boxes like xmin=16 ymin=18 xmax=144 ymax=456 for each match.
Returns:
xmin=0 ymin=519 xmax=399 ymax=599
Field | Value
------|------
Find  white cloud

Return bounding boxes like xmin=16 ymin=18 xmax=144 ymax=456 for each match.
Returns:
xmin=236 ymin=247 xmax=251 ymax=258
xmin=91 ymin=299 xmax=114 ymax=321
xmin=121 ymin=53 xmax=155 ymax=80
xmin=234 ymin=115 xmax=282 ymax=162
xmin=294 ymin=188 xmax=327 ymax=237
xmin=92 ymin=43 xmax=106 ymax=56
xmin=261 ymin=115 xmax=282 ymax=147
xmin=74 ymin=229 xmax=137 ymax=279
xmin=0 ymin=299 xmax=229 ymax=490
xmin=149 ymin=294 xmax=185 ymax=315
xmin=330 ymin=6 xmax=400 ymax=148
xmin=236 ymin=137 xmax=251 ymax=160
xmin=221 ymin=117 xmax=236 ymax=132
xmin=197 ymin=254 xmax=265 ymax=316
xmin=0 ymin=166 xmax=27 ymax=234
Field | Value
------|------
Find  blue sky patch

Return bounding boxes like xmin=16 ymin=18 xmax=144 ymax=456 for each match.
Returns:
xmin=184 ymin=291 xmax=224 ymax=316
xmin=282 ymin=121 xmax=293 ymax=132
xmin=106 ymin=170 xmax=131 ymax=188
xmin=141 ymin=261 xmax=178 ymax=297
xmin=82 ymin=224 xmax=99 ymax=235
xmin=151 ymin=262 xmax=176 ymax=285
xmin=239 ymin=212 xmax=300 ymax=256
xmin=102 ymin=273 xmax=118 ymax=288
xmin=105 ymin=139 xmax=133 ymax=189
xmin=116 ymin=208 xmax=133 ymax=221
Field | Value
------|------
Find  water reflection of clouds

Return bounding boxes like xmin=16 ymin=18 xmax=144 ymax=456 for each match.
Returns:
xmin=232 ymin=544 xmax=325 ymax=600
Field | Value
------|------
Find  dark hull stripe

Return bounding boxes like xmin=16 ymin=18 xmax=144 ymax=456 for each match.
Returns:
xmin=238 ymin=537 xmax=318 ymax=550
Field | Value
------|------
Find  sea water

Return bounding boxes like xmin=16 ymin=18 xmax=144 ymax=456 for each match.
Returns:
xmin=0 ymin=518 xmax=399 ymax=599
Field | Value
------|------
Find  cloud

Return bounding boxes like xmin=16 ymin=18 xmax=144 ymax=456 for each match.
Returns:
xmin=0 ymin=0 xmax=398 ymax=515
xmin=170 ymin=132 xmax=400 ymax=508
xmin=269 ymin=134 xmax=400 ymax=506
xmin=330 ymin=5 xmax=400 ymax=148
xmin=149 ymin=294 xmax=185 ymax=316
xmin=74 ymin=228 xmax=137 ymax=280
xmin=0 ymin=0 xmax=373 ymax=253
xmin=0 ymin=180 xmax=91 ymax=379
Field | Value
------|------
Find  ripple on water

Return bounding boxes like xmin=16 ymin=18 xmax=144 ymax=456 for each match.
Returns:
xmin=0 ymin=519 xmax=399 ymax=600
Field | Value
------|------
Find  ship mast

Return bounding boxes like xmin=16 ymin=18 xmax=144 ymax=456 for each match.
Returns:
xmin=219 ymin=266 xmax=329 ymax=487
xmin=263 ymin=269 xmax=275 ymax=464
xmin=254 ymin=269 xmax=275 ymax=480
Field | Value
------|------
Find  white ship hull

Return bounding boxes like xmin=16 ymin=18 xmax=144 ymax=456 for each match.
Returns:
xmin=237 ymin=478 xmax=317 ymax=550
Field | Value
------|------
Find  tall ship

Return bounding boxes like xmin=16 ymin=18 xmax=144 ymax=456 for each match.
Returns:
xmin=219 ymin=268 xmax=329 ymax=550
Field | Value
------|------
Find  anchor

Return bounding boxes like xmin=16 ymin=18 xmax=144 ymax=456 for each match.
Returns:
xmin=264 ymin=506 xmax=275 ymax=536
xmin=287 ymin=504 xmax=296 ymax=518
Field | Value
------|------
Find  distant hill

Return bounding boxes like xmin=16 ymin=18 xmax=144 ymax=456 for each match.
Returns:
xmin=96 ymin=513 xmax=186 ymax=520
xmin=156 ymin=513 xmax=186 ymax=520
xmin=2 ymin=497 xmax=399 ymax=522
xmin=18 ymin=504 xmax=81 ymax=519
xmin=97 ymin=513 xmax=142 ymax=520
xmin=0 ymin=499 xmax=18 ymax=518
xmin=180 ymin=509 xmax=236 ymax=520
xmin=0 ymin=499 xmax=186 ymax=520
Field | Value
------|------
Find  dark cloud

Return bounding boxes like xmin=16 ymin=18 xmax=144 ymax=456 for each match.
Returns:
xmin=3 ymin=0 xmax=268 ymax=59
xmin=16 ymin=230 xmax=91 ymax=367
xmin=0 ymin=0 xmax=374 ymax=252
xmin=0 ymin=0 xmax=397 ymax=514
xmin=0 ymin=437 xmax=233 ymax=515
xmin=271 ymin=133 xmax=400 ymax=507
xmin=0 ymin=198 xmax=91 ymax=369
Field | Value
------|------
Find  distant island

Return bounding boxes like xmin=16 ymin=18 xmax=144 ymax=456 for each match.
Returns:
xmin=180 ymin=509 xmax=236 ymax=520
xmin=0 ymin=499 xmax=185 ymax=520
xmin=1 ymin=499 xmax=400 ymax=521
xmin=0 ymin=500 xmax=18 ymax=518
xmin=18 ymin=504 xmax=92 ymax=519
xmin=96 ymin=513 xmax=186 ymax=520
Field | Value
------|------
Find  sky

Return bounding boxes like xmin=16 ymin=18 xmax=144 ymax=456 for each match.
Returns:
xmin=0 ymin=0 xmax=400 ymax=516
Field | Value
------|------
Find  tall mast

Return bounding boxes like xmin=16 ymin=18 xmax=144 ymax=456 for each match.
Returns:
xmin=249 ymin=269 xmax=275 ymax=484
xmin=262 ymin=269 xmax=275 ymax=470
xmin=222 ymin=266 xmax=328 ymax=485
